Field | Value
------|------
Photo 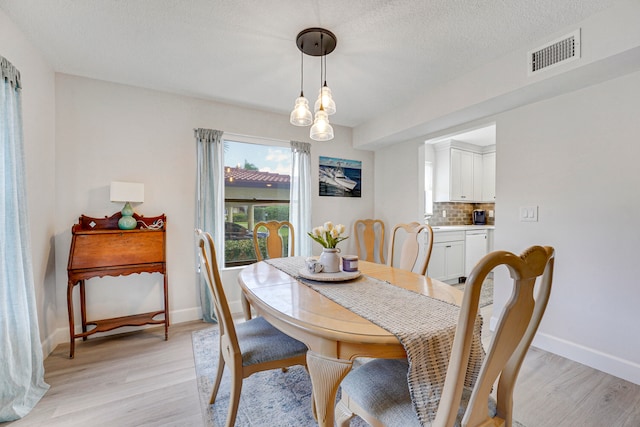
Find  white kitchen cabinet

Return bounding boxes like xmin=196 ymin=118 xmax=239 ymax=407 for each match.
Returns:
xmin=473 ymin=153 xmax=483 ymax=201
xmin=465 ymin=230 xmax=488 ymax=276
xmin=428 ymin=231 xmax=465 ymax=283
xmin=482 ymin=151 xmax=496 ymax=202
xmin=434 ymin=141 xmax=494 ymax=202
xmin=449 ymin=148 xmax=474 ymax=201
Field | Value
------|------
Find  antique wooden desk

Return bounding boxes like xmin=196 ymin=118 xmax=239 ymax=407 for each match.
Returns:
xmin=66 ymin=212 xmax=168 ymax=358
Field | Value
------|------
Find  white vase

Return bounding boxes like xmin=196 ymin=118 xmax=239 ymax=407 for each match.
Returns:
xmin=318 ymin=248 xmax=341 ymax=273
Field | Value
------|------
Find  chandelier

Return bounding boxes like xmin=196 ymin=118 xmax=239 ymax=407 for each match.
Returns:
xmin=289 ymin=28 xmax=337 ymax=141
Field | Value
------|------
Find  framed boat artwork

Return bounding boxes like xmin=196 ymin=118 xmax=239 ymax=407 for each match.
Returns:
xmin=319 ymin=156 xmax=361 ymax=198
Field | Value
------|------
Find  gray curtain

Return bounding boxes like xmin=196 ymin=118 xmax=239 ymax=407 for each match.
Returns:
xmin=195 ymin=128 xmax=224 ymax=323
xmin=0 ymin=55 xmax=49 ymax=421
xmin=290 ymin=141 xmax=312 ymax=257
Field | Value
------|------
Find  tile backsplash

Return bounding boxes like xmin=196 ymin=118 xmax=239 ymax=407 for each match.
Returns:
xmin=429 ymin=202 xmax=495 ymax=226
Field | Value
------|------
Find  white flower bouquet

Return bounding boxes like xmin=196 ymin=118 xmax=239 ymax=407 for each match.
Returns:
xmin=307 ymin=221 xmax=348 ymax=249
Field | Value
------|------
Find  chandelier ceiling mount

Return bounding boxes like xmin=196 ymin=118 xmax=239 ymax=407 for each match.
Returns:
xmin=295 ymin=28 xmax=337 ymax=57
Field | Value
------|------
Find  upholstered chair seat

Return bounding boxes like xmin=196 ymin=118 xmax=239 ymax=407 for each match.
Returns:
xmin=236 ymin=316 xmax=308 ymax=367
xmin=340 ymin=358 xmax=497 ymax=427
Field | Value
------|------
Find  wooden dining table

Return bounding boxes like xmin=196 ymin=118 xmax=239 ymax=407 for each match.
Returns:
xmin=237 ymin=258 xmax=465 ymax=427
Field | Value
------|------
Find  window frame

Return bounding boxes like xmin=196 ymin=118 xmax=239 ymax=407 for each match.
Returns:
xmin=221 ymin=134 xmax=291 ymax=268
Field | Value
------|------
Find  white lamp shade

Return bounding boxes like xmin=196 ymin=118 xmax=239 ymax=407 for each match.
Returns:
xmin=309 ymin=109 xmax=334 ymax=141
xmin=110 ymin=182 xmax=144 ymax=203
xmin=314 ymin=86 xmax=336 ymax=115
xmin=290 ymin=96 xmax=313 ymax=126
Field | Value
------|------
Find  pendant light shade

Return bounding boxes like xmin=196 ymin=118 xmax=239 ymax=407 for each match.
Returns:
xmin=290 ymin=48 xmax=313 ymax=126
xmin=290 ymin=95 xmax=313 ymax=126
xmin=314 ymin=85 xmax=336 ymax=115
xmin=309 ymin=107 xmax=334 ymax=141
xmin=289 ymin=28 xmax=337 ymax=140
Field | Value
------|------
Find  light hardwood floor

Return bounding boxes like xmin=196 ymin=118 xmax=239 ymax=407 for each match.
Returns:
xmin=6 ymin=322 xmax=207 ymax=427
xmin=5 ymin=318 xmax=640 ymax=426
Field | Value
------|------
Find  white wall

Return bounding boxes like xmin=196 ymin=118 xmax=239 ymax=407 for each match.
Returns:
xmin=494 ymin=70 xmax=640 ymax=384
xmin=53 ymin=74 xmax=374 ymax=344
xmin=0 ymin=10 xmax=57 ymax=354
xmin=375 ymin=70 xmax=640 ymax=385
xmin=374 ymin=138 xmax=424 ymax=229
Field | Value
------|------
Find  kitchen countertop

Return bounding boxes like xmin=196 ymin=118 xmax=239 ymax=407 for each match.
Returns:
xmin=429 ymin=225 xmax=495 ymax=231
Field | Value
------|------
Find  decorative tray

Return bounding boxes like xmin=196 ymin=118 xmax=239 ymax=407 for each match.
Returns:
xmin=298 ymin=268 xmax=361 ymax=282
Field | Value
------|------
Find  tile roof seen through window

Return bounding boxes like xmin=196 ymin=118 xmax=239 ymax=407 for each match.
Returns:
xmin=225 ymin=167 xmax=290 ymax=189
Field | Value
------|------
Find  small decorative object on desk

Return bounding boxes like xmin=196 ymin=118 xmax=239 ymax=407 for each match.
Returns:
xmin=305 ymin=257 xmax=324 ymax=273
xmin=342 ymin=255 xmax=358 ymax=272
xmin=308 ymin=221 xmax=348 ymax=273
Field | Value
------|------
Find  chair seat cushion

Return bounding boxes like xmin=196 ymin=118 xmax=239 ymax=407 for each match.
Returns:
xmin=236 ymin=316 xmax=308 ymax=366
xmin=341 ymin=358 xmax=496 ymax=426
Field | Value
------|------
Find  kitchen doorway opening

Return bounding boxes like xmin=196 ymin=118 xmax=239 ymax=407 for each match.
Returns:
xmin=422 ymin=123 xmax=496 ymax=226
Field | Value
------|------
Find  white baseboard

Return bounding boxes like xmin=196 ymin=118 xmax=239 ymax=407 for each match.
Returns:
xmin=171 ymin=306 xmax=203 ymax=324
xmin=533 ymin=332 xmax=640 ymax=386
xmin=41 ymin=329 xmax=62 ymax=358
xmin=490 ymin=314 xmax=640 ymax=385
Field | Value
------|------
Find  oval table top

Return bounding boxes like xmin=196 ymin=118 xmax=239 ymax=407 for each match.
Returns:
xmin=238 ymin=259 xmax=463 ymax=354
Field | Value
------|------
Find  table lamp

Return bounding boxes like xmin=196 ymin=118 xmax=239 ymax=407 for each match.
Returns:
xmin=110 ymin=181 xmax=144 ymax=230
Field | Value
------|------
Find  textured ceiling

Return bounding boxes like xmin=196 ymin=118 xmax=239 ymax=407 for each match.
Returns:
xmin=0 ymin=0 xmax=619 ymax=127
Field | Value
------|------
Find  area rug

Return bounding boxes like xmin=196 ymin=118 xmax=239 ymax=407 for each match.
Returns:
xmin=193 ymin=323 xmax=526 ymax=427
xmin=192 ymin=327 xmax=368 ymax=427
xmin=453 ymin=278 xmax=494 ymax=308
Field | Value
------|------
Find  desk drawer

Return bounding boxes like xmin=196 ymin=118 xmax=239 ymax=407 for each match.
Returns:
xmin=70 ymin=231 xmax=165 ymax=269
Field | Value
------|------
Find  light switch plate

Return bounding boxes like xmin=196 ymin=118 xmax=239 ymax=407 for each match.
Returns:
xmin=520 ymin=206 xmax=538 ymax=222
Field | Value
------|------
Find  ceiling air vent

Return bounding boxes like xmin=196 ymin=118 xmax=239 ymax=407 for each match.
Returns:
xmin=528 ymin=29 xmax=580 ymax=75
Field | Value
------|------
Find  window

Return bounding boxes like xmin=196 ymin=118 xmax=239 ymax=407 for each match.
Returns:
xmin=223 ymin=136 xmax=291 ymax=267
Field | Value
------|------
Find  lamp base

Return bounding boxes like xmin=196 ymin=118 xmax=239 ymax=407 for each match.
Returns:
xmin=118 ymin=215 xmax=137 ymax=230
xmin=118 ymin=202 xmax=137 ymax=229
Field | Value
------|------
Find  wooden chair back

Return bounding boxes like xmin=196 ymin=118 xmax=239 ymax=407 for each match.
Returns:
xmin=434 ymin=245 xmax=556 ymax=427
xmin=196 ymin=230 xmax=241 ymax=364
xmin=253 ymin=220 xmax=295 ymax=261
xmin=335 ymin=245 xmax=555 ymax=427
xmin=387 ymin=222 xmax=433 ymax=275
xmin=354 ymin=219 xmax=386 ymax=264
xmin=197 ymin=229 xmax=308 ymax=427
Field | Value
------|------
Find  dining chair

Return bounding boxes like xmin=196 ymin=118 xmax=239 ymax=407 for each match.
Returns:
xmin=335 ymin=245 xmax=555 ymax=427
xmin=253 ymin=220 xmax=295 ymax=261
xmin=387 ymin=222 xmax=433 ymax=275
xmin=245 ymin=220 xmax=295 ymax=320
xmin=354 ymin=219 xmax=386 ymax=264
xmin=196 ymin=230 xmax=308 ymax=427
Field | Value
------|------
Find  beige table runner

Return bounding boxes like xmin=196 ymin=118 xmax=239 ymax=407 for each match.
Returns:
xmin=266 ymin=257 xmax=484 ymax=425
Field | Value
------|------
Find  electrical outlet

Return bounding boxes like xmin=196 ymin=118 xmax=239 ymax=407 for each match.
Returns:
xmin=488 ymin=210 xmax=494 ymax=218
xmin=442 ymin=210 xmax=446 ymax=218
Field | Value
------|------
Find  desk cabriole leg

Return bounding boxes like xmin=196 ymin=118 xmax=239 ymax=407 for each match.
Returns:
xmin=163 ymin=271 xmax=169 ymax=340
xmin=80 ymin=280 xmax=87 ymax=341
xmin=306 ymin=351 xmax=352 ymax=427
xmin=67 ymin=280 xmax=75 ymax=359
